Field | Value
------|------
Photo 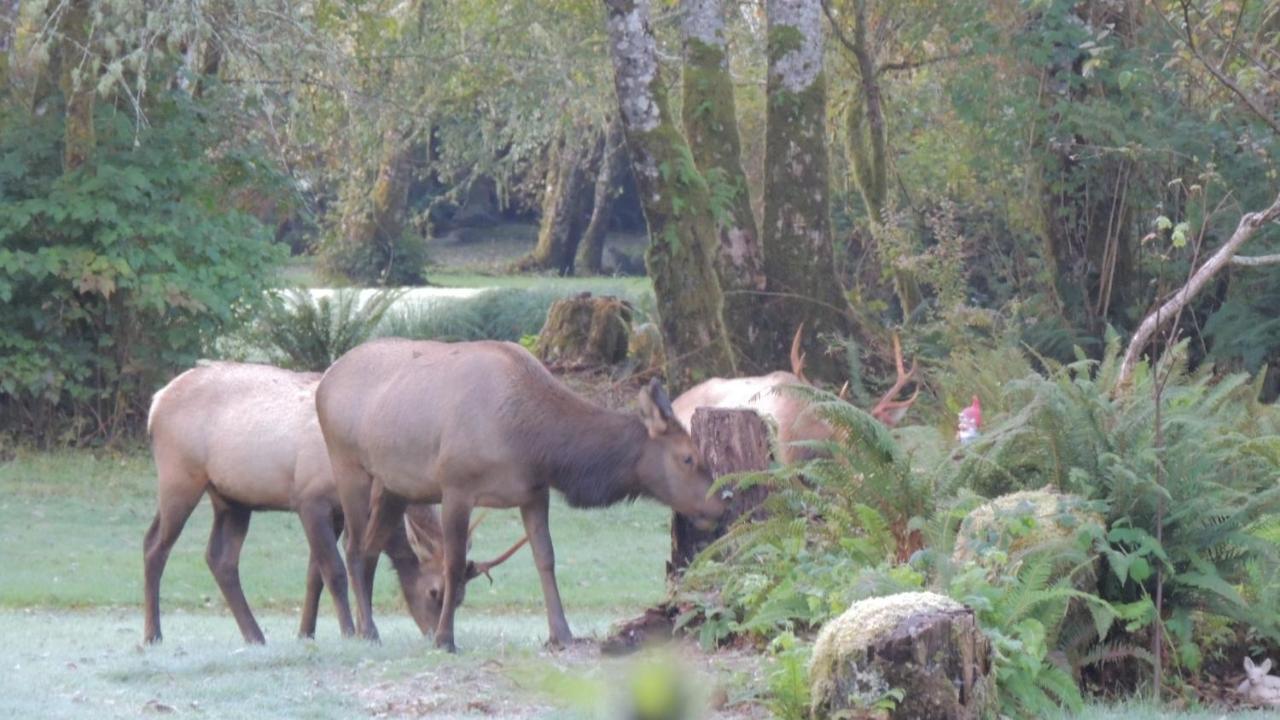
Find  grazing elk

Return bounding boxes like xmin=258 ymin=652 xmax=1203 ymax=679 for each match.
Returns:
xmin=315 ymin=338 xmax=726 ymax=651
xmin=672 ymin=328 xmax=918 ymax=463
xmin=143 ymin=362 xmax=523 ymax=645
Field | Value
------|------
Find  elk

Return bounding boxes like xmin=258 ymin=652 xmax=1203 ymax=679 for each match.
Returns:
xmin=143 ymin=362 xmax=523 ymax=645
xmin=672 ymin=328 xmax=918 ymax=463
xmin=315 ymin=338 xmax=726 ymax=652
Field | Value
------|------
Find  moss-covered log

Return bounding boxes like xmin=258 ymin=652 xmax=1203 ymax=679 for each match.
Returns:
xmin=535 ymin=294 xmax=633 ymax=369
xmin=59 ymin=0 xmax=94 ymax=172
xmin=760 ymin=0 xmax=852 ymax=380
xmin=577 ymin=116 xmax=626 ymax=275
xmin=602 ymin=0 xmax=736 ymax=392
xmin=680 ymin=0 xmax=768 ymax=368
xmin=810 ymin=593 xmax=995 ymax=720
xmin=517 ymin=130 xmax=601 ymax=275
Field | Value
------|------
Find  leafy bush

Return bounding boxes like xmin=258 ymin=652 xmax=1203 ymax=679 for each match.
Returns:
xmin=252 ymin=288 xmax=402 ymax=371
xmin=0 ymin=99 xmax=285 ymax=442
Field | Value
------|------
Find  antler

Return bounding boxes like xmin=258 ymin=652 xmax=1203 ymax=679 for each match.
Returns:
xmin=466 ymin=536 xmax=530 ymax=584
xmin=869 ymin=334 xmax=918 ymax=427
xmin=790 ymin=322 xmax=811 ymax=385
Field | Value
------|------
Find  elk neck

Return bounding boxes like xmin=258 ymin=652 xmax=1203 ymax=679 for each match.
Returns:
xmin=512 ymin=399 xmax=648 ymax=509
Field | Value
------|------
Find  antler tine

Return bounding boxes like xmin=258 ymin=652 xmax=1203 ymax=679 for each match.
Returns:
xmin=790 ymin=322 xmax=810 ymax=385
xmin=470 ymin=536 xmax=530 ymax=584
xmin=870 ymin=334 xmax=919 ymax=427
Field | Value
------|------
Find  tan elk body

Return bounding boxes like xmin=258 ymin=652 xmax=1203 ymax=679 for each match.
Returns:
xmin=673 ymin=330 xmax=917 ymax=463
xmin=316 ymin=338 xmax=726 ymax=651
xmin=143 ymin=362 xmax=519 ymax=645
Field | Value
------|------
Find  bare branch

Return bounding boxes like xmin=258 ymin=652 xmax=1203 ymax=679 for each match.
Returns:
xmin=1116 ymin=191 xmax=1280 ymax=390
xmin=1230 ymin=253 xmax=1280 ymax=266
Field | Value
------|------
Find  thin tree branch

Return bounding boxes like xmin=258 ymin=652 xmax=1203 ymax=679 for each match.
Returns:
xmin=1230 ymin=252 xmax=1280 ymax=266
xmin=1116 ymin=190 xmax=1280 ymax=390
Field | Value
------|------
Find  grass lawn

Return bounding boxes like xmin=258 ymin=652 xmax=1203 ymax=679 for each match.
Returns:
xmin=2 ymin=450 xmax=1278 ymax=719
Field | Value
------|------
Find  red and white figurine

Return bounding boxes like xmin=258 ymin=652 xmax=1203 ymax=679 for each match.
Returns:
xmin=956 ymin=395 xmax=982 ymax=445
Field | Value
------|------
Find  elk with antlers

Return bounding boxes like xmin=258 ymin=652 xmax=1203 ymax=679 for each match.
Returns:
xmin=672 ymin=327 xmax=918 ymax=463
xmin=143 ymin=362 xmax=525 ymax=645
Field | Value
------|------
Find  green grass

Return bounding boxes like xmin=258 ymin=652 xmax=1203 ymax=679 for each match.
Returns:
xmin=0 ymin=450 xmax=673 ymax=616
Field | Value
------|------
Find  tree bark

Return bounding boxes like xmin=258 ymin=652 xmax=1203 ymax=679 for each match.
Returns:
xmin=59 ymin=0 xmax=94 ymax=173
xmin=759 ymin=0 xmax=853 ymax=380
xmin=680 ymin=0 xmax=768 ymax=368
xmin=669 ymin=407 xmax=771 ymax=576
xmin=1116 ymin=191 xmax=1280 ymax=390
xmin=577 ymin=116 xmax=626 ymax=274
xmin=841 ymin=0 xmax=922 ymax=316
xmin=535 ymin=294 xmax=633 ymax=369
xmin=518 ymin=129 xmax=602 ymax=275
xmin=332 ymin=124 xmax=422 ymax=284
xmin=602 ymin=0 xmax=736 ymax=392
xmin=0 ymin=0 xmax=17 ymax=96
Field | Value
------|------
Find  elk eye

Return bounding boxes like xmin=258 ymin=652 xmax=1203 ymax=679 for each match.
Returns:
xmin=683 ymin=455 xmax=694 ymax=466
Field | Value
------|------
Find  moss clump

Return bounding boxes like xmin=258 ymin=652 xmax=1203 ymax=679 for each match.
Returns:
xmin=953 ymin=486 xmax=1105 ymax=583
xmin=809 ymin=592 xmax=963 ymax=712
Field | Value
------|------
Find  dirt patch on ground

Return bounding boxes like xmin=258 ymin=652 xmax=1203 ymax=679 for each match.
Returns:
xmin=341 ymin=638 xmax=770 ymax=719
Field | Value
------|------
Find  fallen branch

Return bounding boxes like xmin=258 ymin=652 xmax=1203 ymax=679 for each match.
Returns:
xmin=1230 ymin=253 xmax=1280 ymax=267
xmin=1116 ymin=191 xmax=1280 ymax=391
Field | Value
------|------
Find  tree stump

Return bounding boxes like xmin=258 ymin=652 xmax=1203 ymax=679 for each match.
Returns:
xmin=810 ymin=592 xmax=995 ymax=720
xmin=668 ymin=408 xmax=771 ymax=577
xmin=534 ymin=294 xmax=632 ymax=369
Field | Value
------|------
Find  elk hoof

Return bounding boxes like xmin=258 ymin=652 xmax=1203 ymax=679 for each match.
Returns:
xmin=435 ymin=638 xmax=458 ymax=654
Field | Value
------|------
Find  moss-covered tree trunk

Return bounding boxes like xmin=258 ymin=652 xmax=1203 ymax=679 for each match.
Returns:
xmin=0 ymin=0 xmax=17 ymax=97
xmin=602 ymin=0 xmax=736 ymax=392
xmin=759 ymin=0 xmax=852 ymax=379
xmin=843 ymin=0 xmax=921 ymax=317
xmin=332 ymin=124 xmax=421 ymax=284
xmin=680 ymin=0 xmax=768 ymax=368
xmin=577 ymin=116 xmax=626 ymax=275
xmin=59 ymin=0 xmax=94 ymax=172
xmin=516 ymin=130 xmax=601 ymax=275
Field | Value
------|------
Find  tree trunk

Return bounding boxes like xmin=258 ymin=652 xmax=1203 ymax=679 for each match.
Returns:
xmin=516 ymin=130 xmax=601 ymax=275
xmin=843 ymin=0 xmax=922 ymax=316
xmin=59 ymin=0 xmax=94 ymax=173
xmin=577 ymin=116 xmax=626 ymax=275
xmin=680 ymin=0 xmax=769 ymax=368
xmin=1 ymin=0 xmax=17 ymax=96
xmin=760 ymin=0 xmax=852 ymax=381
xmin=602 ymin=0 xmax=736 ymax=392
xmin=669 ymin=408 xmax=771 ymax=576
xmin=332 ymin=125 xmax=422 ymax=284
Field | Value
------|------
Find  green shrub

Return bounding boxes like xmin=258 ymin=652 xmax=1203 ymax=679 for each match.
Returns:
xmin=0 ymin=99 xmax=285 ymax=442
xmin=253 ymin=288 xmax=402 ymax=371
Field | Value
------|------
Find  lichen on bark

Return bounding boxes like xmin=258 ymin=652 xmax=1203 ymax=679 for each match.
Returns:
xmin=603 ymin=0 xmax=735 ymax=391
xmin=680 ymin=0 xmax=767 ymax=368
xmin=759 ymin=0 xmax=852 ymax=380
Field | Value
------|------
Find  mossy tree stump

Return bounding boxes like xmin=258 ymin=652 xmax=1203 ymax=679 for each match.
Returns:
xmin=810 ymin=592 xmax=994 ymax=720
xmin=668 ymin=407 xmax=771 ymax=577
xmin=535 ymin=294 xmax=633 ymax=369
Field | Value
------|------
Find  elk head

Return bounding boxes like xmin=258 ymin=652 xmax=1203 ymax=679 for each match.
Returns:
xmin=635 ymin=378 xmax=726 ymax=529
xmin=402 ymin=507 xmax=528 ymax=634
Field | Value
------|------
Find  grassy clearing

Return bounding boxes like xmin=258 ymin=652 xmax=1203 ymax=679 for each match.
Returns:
xmin=0 ymin=450 xmax=673 ymax=616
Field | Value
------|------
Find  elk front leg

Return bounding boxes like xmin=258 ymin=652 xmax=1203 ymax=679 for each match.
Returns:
xmin=520 ymin=490 xmax=573 ymax=647
xmin=206 ymin=498 xmax=265 ymax=644
xmin=433 ymin=496 xmax=471 ymax=653
xmin=297 ymin=502 xmax=353 ymax=638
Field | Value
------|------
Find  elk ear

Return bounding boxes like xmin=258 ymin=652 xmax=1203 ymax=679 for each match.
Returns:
xmin=638 ymin=377 xmax=673 ymax=437
xmin=1262 ymin=658 xmax=1273 ymax=675
xmin=403 ymin=508 xmax=441 ymax=564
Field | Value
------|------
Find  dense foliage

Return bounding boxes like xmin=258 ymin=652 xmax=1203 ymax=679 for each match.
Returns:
xmin=0 ymin=99 xmax=284 ymax=441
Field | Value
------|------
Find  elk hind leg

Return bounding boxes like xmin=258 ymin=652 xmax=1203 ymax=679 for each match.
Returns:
xmin=206 ymin=496 xmax=265 ymax=644
xmin=143 ymin=463 xmax=205 ymax=644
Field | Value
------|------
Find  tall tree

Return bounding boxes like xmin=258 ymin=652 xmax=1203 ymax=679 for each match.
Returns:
xmin=515 ymin=127 xmax=602 ymax=275
xmin=680 ymin=0 xmax=768 ymax=367
xmin=838 ymin=0 xmax=922 ymax=316
xmin=577 ymin=115 xmax=626 ymax=274
xmin=602 ymin=0 xmax=736 ymax=391
xmin=59 ymin=0 xmax=94 ymax=172
xmin=760 ymin=0 xmax=852 ymax=378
